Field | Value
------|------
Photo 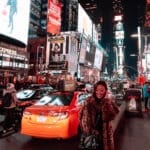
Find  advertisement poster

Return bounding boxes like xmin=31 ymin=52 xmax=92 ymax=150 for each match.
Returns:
xmin=47 ymin=0 xmax=62 ymax=34
xmin=0 ymin=0 xmax=30 ymax=45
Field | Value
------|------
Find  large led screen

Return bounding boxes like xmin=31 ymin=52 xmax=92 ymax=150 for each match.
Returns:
xmin=47 ymin=0 xmax=62 ymax=34
xmin=94 ymin=48 xmax=103 ymax=70
xmin=0 ymin=0 xmax=31 ymax=45
xmin=77 ymin=4 xmax=92 ymax=37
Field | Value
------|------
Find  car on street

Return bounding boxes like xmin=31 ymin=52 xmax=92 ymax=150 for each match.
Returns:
xmin=16 ymin=85 xmax=55 ymax=108
xmin=0 ymin=84 xmax=55 ymax=115
xmin=21 ymin=91 xmax=91 ymax=139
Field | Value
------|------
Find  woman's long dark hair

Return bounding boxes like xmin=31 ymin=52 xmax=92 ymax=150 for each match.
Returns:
xmin=93 ymin=80 xmax=108 ymax=99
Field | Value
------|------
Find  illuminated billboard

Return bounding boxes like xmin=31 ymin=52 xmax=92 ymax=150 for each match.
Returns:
xmin=47 ymin=0 xmax=62 ymax=34
xmin=77 ymin=4 xmax=92 ymax=37
xmin=94 ymin=48 xmax=103 ymax=70
xmin=0 ymin=0 xmax=31 ymax=45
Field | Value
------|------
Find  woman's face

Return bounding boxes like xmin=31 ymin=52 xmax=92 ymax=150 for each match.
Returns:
xmin=95 ymin=84 xmax=106 ymax=99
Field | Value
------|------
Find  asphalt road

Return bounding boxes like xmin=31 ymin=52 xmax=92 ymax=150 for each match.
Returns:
xmin=1 ymin=112 xmax=150 ymax=150
xmin=0 ymin=131 xmax=80 ymax=150
xmin=0 ymin=101 xmax=125 ymax=150
xmin=0 ymin=113 xmax=80 ymax=150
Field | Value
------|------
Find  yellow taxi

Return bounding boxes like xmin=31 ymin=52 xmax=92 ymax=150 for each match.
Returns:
xmin=21 ymin=91 xmax=91 ymax=139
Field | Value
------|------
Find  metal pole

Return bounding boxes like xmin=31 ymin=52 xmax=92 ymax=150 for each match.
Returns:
xmin=77 ymin=35 xmax=81 ymax=80
xmin=41 ymin=47 xmax=44 ymax=72
xmin=116 ymin=47 xmax=119 ymax=71
xmin=137 ymin=26 xmax=142 ymax=75
xmin=42 ymin=47 xmax=43 ymax=70
xmin=36 ymin=46 xmax=39 ymax=73
xmin=77 ymin=30 xmax=84 ymax=80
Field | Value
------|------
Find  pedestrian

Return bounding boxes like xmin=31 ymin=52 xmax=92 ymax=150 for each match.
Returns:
xmin=142 ymin=82 xmax=150 ymax=112
xmin=79 ymin=80 xmax=119 ymax=150
xmin=2 ymin=83 xmax=19 ymax=133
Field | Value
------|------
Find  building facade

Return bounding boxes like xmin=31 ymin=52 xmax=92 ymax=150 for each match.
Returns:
xmin=0 ymin=0 xmax=31 ymax=84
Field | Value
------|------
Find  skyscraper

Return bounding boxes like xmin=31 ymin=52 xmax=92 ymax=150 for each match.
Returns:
xmin=29 ymin=0 xmax=45 ymax=38
xmin=112 ymin=0 xmax=124 ymax=75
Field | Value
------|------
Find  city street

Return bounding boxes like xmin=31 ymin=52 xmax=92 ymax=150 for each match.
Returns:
xmin=0 ymin=102 xmax=125 ymax=150
xmin=0 ymin=131 xmax=80 ymax=150
xmin=0 ymin=103 xmax=150 ymax=150
xmin=0 ymin=112 xmax=80 ymax=150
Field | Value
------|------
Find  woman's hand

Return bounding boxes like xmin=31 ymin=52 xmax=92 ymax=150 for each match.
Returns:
xmin=92 ymin=130 xmax=99 ymax=135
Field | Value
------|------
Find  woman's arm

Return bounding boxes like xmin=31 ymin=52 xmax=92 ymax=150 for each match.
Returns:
xmin=103 ymin=99 xmax=119 ymax=121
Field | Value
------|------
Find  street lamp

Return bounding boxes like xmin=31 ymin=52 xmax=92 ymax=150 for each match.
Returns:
xmin=131 ymin=30 xmax=150 ymax=79
xmin=131 ymin=26 xmax=143 ymax=75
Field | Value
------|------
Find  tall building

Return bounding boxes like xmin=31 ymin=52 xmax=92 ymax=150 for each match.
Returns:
xmin=112 ymin=0 xmax=125 ymax=76
xmin=27 ymin=0 xmax=106 ymax=83
xmin=29 ymin=0 xmax=46 ymax=38
xmin=29 ymin=0 xmax=78 ymax=37
xmin=28 ymin=0 xmax=48 ymax=75
xmin=61 ymin=0 xmax=78 ymax=31
xmin=40 ymin=0 xmax=48 ymax=31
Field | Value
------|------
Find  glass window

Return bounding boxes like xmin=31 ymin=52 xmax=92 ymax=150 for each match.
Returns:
xmin=16 ymin=89 xmax=35 ymax=100
xmin=35 ymin=93 xmax=73 ymax=106
xmin=78 ymin=93 xmax=91 ymax=105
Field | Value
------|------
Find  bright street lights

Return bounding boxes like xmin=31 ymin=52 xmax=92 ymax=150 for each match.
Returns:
xmin=131 ymin=26 xmax=143 ymax=75
xmin=130 ymin=54 xmax=138 ymax=57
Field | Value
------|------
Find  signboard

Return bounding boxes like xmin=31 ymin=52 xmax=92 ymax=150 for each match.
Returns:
xmin=94 ymin=48 xmax=103 ymax=70
xmin=115 ymin=31 xmax=124 ymax=39
xmin=77 ymin=4 xmax=92 ymax=37
xmin=0 ymin=0 xmax=30 ymax=45
xmin=49 ymin=37 xmax=64 ymax=62
xmin=47 ymin=0 xmax=62 ymax=34
xmin=0 ymin=47 xmax=28 ymax=69
xmin=48 ymin=61 xmax=68 ymax=70
xmin=79 ymin=37 xmax=87 ymax=64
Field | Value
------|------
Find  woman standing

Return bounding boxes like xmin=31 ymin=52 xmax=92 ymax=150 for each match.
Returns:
xmin=2 ymin=83 xmax=19 ymax=132
xmin=79 ymin=80 xmax=119 ymax=150
xmin=142 ymin=82 xmax=150 ymax=112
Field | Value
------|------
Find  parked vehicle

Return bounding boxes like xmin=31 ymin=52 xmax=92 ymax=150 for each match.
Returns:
xmin=124 ymin=88 xmax=142 ymax=116
xmin=16 ymin=85 xmax=55 ymax=108
xmin=21 ymin=91 xmax=91 ymax=139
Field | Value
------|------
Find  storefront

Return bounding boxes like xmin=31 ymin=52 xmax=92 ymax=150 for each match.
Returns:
xmin=0 ymin=42 xmax=29 ymax=85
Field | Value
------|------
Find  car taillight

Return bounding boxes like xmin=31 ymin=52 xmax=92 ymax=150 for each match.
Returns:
xmin=23 ymin=111 xmax=32 ymax=119
xmin=49 ymin=111 xmax=69 ymax=120
xmin=59 ymin=112 xmax=69 ymax=120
